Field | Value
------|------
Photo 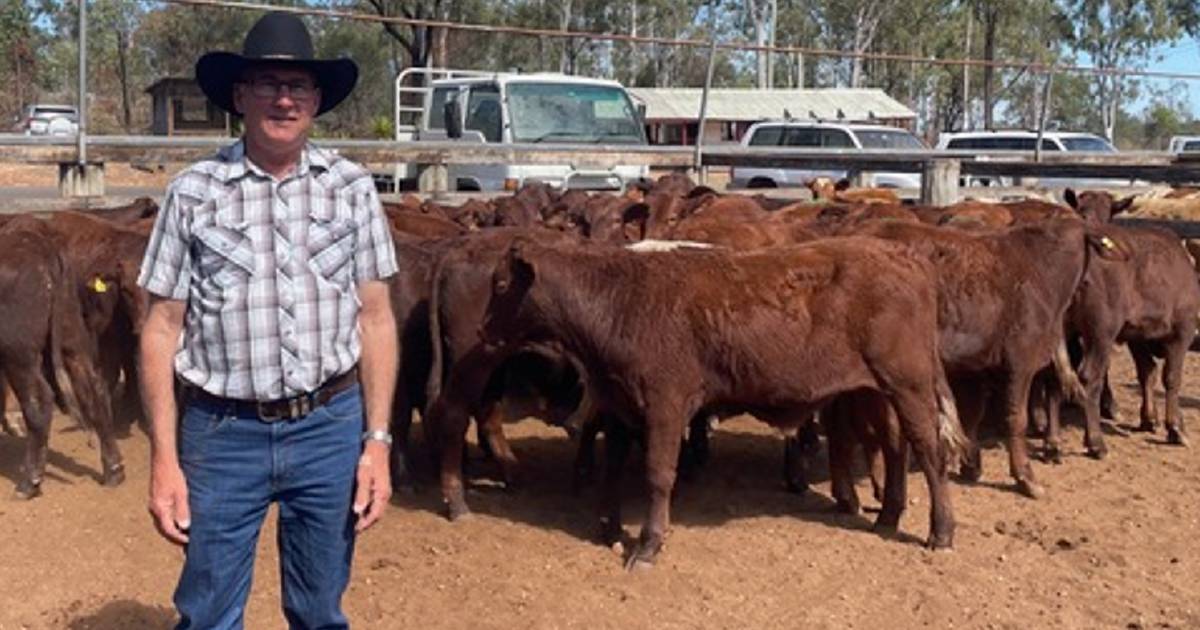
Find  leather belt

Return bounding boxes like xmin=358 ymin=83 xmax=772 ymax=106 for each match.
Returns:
xmin=183 ymin=367 xmax=359 ymax=422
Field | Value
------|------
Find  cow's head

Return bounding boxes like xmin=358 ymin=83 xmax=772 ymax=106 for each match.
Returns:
xmin=482 ymin=239 xmax=539 ymax=347
xmin=1064 ymin=188 xmax=1133 ymax=224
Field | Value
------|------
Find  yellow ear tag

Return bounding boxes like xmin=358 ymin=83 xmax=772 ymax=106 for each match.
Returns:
xmin=1100 ymin=236 xmax=1116 ymax=250
xmin=90 ymin=277 xmax=109 ymax=293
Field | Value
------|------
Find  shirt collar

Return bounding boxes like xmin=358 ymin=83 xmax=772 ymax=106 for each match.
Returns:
xmin=217 ymin=139 xmax=332 ymax=184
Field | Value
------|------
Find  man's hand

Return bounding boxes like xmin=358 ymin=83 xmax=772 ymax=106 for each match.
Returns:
xmin=149 ymin=457 xmax=191 ymax=545
xmin=353 ymin=440 xmax=392 ymax=532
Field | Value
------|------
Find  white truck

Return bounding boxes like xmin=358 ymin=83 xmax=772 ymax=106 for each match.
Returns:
xmin=392 ymin=69 xmax=650 ymax=192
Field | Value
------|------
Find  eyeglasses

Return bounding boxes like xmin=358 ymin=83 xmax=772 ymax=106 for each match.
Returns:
xmin=241 ymin=79 xmax=317 ymax=102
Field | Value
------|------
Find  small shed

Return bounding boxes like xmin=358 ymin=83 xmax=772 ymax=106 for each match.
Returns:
xmin=145 ymin=77 xmax=230 ymax=136
xmin=628 ymin=88 xmax=917 ymax=146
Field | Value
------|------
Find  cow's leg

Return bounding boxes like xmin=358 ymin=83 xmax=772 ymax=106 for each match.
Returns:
xmin=951 ymin=379 xmax=986 ymax=483
xmin=628 ymin=405 xmax=687 ymax=570
xmin=388 ymin=394 xmax=415 ymax=491
xmin=598 ymin=417 xmax=631 ymax=547
xmin=1074 ymin=340 xmax=1111 ymax=460
xmin=572 ymin=418 xmax=602 ymax=494
xmin=1003 ymin=371 xmax=1042 ymax=498
xmin=889 ymin=387 xmax=955 ymax=549
xmin=1100 ymin=375 xmax=1120 ymax=423
xmin=432 ymin=395 xmax=473 ymax=521
xmin=476 ymin=401 xmax=521 ymax=489
xmin=1162 ymin=338 xmax=1190 ymax=447
xmin=0 ymin=373 xmax=16 ymax=436
xmin=825 ymin=395 xmax=860 ymax=515
xmin=64 ymin=355 xmax=123 ymax=486
xmin=783 ymin=415 xmax=819 ymax=494
xmin=8 ymin=366 xmax=54 ymax=498
xmin=678 ymin=413 xmax=712 ymax=481
xmin=1028 ymin=373 xmax=1049 ymax=438
xmin=1130 ymin=343 xmax=1159 ymax=433
xmin=870 ymin=403 xmax=908 ymax=534
xmin=1041 ymin=375 xmax=1065 ymax=465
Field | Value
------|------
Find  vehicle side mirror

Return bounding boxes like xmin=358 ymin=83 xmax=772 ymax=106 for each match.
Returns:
xmin=636 ymin=103 xmax=647 ymax=125
xmin=445 ymin=99 xmax=463 ymax=139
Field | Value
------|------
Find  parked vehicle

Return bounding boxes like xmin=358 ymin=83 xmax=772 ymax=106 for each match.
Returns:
xmin=1168 ymin=135 xmax=1200 ymax=154
xmin=391 ymin=69 xmax=649 ymax=192
xmin=729 ymin=120 xmax=925 ymax=190
xmin=935 ymin=129 xmax=1126 ymax=188
xmin=16 ymin=104 xmax=79 ymax=136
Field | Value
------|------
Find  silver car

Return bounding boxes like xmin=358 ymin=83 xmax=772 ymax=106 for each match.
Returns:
xmin=730 ymin=120 xmax=926 ymax=189
xmin=19 ymin=104 xmax=79 ymax=136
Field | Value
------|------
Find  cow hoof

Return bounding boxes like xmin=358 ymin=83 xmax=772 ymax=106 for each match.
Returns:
xmin=623 ymin=548 xmax=657 ymax=572
xmin=13 ymin=481 xmax=41 ymax=500
xmin=956 ymin=466 xmax=982 ymax=484
xmin=1135 ymin=421 xmax=1157 ymax=433
xmin=785 ymin=479 xmax=809 ymax=495
xmin=873 ymin=515 xmax=901 ymax=536
xmin=834 ymin=498 xmax=861 ymax=515
xmin=925 ymin=533 xmax=954 ymax=550
xmin=1042 ymin=447 xmax=1063 ymax=465
xmin=599 ymin=521 xmax=623 ymax=548
xmin=1016 ymin=479 xmax=1046 ymax=500
xmin=102 ymin=465 xmax=126 ymax=487
xmin=444 ymin=500 xmax=472 ymax=522
xmin=1167 ymin=429 xmax=1190 ymax=448
xmin=1085 ymin=444 xmax=1108 ymax=460
xmin=624 ymin=556 xmax=655 ymax=572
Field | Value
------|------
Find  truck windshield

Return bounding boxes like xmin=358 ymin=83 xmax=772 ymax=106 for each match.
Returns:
xmin=855 ymin=129 xmax=925 ymax=149
xmin=508 ymin=82 xmax=644 ymax=144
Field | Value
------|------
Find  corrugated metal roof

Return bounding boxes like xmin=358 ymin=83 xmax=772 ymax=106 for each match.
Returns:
xmin=626 ymin=88 xmax=915 ymax=122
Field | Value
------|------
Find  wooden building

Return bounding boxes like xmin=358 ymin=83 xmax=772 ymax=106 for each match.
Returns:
xmin=628 ymin=87 xmax=917 ymax=146
xmin=145 ymin=77 xmax=229 ymax=136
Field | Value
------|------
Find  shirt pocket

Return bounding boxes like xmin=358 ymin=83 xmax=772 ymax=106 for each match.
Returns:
xmin=194 ymin=224 xmax=256 ymax=288
xmin=307 ymin=195 xmax=357 ymax=291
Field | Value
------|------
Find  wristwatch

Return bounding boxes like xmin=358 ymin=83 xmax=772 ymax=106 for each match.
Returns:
xmin=361 ymin=429 xmax=393 ymax=446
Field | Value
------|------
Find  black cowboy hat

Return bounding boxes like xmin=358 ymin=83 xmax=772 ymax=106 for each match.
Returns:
xmin=195 ymin=12 xmax=358 ymax=117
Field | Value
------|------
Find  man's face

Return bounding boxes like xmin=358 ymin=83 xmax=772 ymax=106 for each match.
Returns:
xmin=232 ymin=65 xmax=321 ymax=152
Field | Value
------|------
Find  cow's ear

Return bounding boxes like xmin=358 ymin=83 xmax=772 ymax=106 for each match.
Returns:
xmin=1063 ymin=188 xmax=1078 ymax=210
xmin=621 ymin=202 xmax=650 ymax=241
xmin=685 ymin=185 xmax=717 ymax=200
xmin=834 ymin=178 xmax=851 ymax=192
xmin=506 ymin=240 xmax=536 ymax=289
xmin=1112 ymin=195 xmax=1135 ymax=216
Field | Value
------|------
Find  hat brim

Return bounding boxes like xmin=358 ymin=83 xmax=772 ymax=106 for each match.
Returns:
xmin=196 ymin=51 xmax=358 ymax=117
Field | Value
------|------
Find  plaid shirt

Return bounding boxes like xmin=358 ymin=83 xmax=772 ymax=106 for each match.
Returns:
xmin=138 ymin=140 xmax=397 ymax=401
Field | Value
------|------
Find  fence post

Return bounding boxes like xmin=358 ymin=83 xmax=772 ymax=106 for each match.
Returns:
xmin=921 ymin=159 xmax=959 ymax=205
xmin=418 ymin=163 xmax=449 ymax=195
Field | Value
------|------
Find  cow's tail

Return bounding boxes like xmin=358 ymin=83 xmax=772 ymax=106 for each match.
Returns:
xmin=1052 ymin=338 xmax=1087 ymax=405
xmin=934 ymin=360 xmax=968 ymax=473
xmin=423 ymin=252 xmax=448 ymax=410
xmin=44 ymin=253 xmax=90 ymax=432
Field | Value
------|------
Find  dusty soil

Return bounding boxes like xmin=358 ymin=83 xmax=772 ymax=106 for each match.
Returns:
xmin=0 ymin=163 xmax=176 ymax=189
xmin=0 ymin=351 xmax=1198 ymax=629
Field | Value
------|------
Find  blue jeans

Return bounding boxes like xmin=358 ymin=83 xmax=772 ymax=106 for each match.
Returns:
xmin=174 ymin=384 xmax=363 ymax=630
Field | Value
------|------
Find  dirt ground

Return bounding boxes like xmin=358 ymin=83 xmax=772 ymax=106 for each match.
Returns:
xmin=0 ymin=163 xmax=176 ymax=189
xmin=0 ymin=351 xmax=1197 ymax=629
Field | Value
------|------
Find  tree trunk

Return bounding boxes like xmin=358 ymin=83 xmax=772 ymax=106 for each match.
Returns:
xmin=981 ymin=4 xmax=998 ymax=130
xmin=116 ymin=29 xmax=132 ymax=131
xmin=559 ymin=0 xmax=573 ymax=74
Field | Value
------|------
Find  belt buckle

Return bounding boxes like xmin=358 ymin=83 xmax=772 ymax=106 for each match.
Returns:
xmin=258 ymin=400 xmax=285 ymax=422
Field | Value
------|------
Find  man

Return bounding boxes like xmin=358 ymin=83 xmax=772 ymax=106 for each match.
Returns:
xmin=138 ymin=12 xmax=398 ymax=629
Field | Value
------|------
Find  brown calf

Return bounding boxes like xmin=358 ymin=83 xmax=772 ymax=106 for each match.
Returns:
xmin=477 ymin=238 xmax=965 ymax=568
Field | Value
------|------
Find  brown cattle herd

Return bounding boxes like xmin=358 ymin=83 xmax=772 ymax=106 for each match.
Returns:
xmin=0 ymin=174 xmax=1197 ymax=570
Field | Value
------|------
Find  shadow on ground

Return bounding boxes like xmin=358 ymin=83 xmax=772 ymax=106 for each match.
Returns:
xmin=65 ymin=600 xmax=175 ymax=629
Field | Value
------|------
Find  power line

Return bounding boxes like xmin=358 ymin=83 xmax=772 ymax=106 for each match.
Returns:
xmin=156 ymin=0 xmax=1200 ymax=82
